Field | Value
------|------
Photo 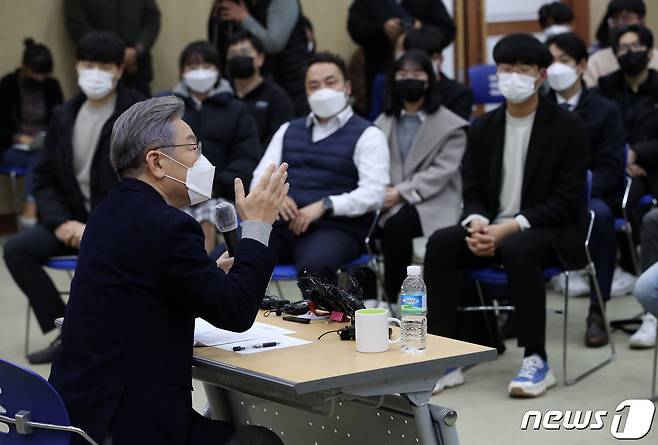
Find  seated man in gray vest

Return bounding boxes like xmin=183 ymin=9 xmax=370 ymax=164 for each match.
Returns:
xmin=252 ymin=52 xmax=389 ymax=283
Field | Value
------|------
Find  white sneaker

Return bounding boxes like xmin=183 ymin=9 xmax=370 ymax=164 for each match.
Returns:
xmin=611 ymin=267 xmax=637 ymax=298
xmin=630 ymin=313 xmax=657 ymax=349
xmin=433 ymin=368 xmax=464 ymax=394
xmin=551 ymin=272 xmax=590 ymax=297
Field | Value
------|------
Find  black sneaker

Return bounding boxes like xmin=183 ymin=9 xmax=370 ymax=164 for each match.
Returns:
xmin=27 ymin=335 xmax=61 ymax=364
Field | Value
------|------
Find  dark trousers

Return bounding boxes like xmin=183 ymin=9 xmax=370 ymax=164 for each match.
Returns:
xmin=381 ymin=205 xmax=423 ymax=303
xmin=269 ymin=222 xmax=362 ymax=284
xmin=424 ymin=225 xmax=557 ymax=350
xmin=3 ymin=224 xmax=76 ymax=333
xmin=640 ymin=208 xmax=658 ymax=271
xmin=588 ymin=198 xmax=616 ymax=305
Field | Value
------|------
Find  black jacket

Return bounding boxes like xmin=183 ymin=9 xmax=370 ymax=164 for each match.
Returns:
xmin=64 ymin=0 xmax=161 ymax=83
xmin=597 ymin=69 xmax=658 ymax=144
xmin=237 ymin=77 xmax=294 ymax=147
xmin=0 ymin=70 xmax=63 ymax=151
xmin=49 ymin=178 xmax=277 ymax=445
xmin=173 ymin=85 xmax=262 ymax=201
xmin=598 ymin=69 xmax=658 ymax=170
xmin=546 ymin=86 xmax=626 ymax=200
xmin=33 ymin=86 xmax=144 ymax=231
xmin=437 ymin=72 xmax=474 ymax=121
xmin=462 ymin=97 xmax=589 ymax=270
xmin=348 ymin=0 xmax=455 ymax=92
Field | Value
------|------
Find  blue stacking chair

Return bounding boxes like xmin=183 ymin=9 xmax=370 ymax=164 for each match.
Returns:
xmin=0 ymin=166 xmax=28 ymax=215
xmin=368 ymin=73 xmax=387 ymax=121
xmin=467 ymin=64 xmax=505 ymax=106
xmin=24 ymin=257 xmax=77 ymax=357
xmin=0 ymin=358 xmax=98 ymax=444
xmin=458 ymin=171 xmax=616 ymax=386
xmin=270 ymin=211 xmax=382 ymax=300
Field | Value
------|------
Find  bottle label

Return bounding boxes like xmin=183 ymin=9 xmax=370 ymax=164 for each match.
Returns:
xmin=401 ymin=293 xmax=424 ymax=313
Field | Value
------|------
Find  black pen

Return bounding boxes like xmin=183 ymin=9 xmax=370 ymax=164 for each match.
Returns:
xmin=232 ymin=341 xmax=280 ymax=352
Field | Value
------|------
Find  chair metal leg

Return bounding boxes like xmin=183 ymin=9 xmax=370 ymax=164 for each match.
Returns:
xmin=563 ymin=210 xmax=616 ymax=385
xmin=474 ymin=281 xmax=499 ymax=347
xmin=562 ymin=271 xmax=569 ymax=385
xmin=651 ymin=326 xmax=658 ymax=402
xmin=273 ymin=280 xmax=284 ymax=298
xmin=24 ymin=303 xmax=31 ymax=358
xmin=622 ymin=218 xmax=641 ymax=276
xmin=8 ymin=170 xmax=23 ymax=215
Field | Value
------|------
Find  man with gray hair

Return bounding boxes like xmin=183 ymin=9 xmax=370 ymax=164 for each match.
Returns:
xmin=49 ymin=96 xmax=288 ymax=445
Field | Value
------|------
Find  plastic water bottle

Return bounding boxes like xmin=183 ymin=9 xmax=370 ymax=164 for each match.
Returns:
xmin=400 ymin=265 xmax=427 ymax=353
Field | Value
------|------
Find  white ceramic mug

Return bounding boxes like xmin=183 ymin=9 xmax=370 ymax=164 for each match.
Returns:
xmin=354 ymin=308 xmax=402 ymax=353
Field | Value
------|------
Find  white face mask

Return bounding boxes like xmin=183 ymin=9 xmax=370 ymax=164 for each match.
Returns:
xmin=78 ymin=68 xmax=116 ymax=100
xmin=159 ymin=151 xmax=216 ymax=205
xmin=183 ymin=68 xmax=219 ymax=94
xmin=497 ymin=72 xmax=539 ymax=104
xmin=544 ymin=24 xmax=572 ymax=38
xmin=308 ymin=88 xmax=348 ymax=118
xmin=547 ymin=62 xmax=580 ymax=92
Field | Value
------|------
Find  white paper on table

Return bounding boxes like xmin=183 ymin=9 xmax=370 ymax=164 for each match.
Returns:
xmin=194 ymin=319 xmax=296 ymax=347
xmin=215 ymin=334 xmax=312 ymax=354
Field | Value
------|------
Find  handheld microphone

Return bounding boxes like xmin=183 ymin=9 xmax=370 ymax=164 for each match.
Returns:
xmin=215 ymin=202 xmax=239 ymax=257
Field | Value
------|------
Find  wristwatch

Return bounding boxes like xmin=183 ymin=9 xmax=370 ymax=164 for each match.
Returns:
xmin=321 ymin=197 xmax=334 ymax=217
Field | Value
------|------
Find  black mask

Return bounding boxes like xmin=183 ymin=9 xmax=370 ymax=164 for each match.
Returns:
xmin=394 ymin=79 xmax=427 ymax=103
xmin=618 ymin=50 xmax=650 ymax=77
xmin=227 ymin=56 xmax=256 ymax=79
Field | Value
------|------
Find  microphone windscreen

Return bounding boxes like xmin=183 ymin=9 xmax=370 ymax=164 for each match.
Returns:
xmin=215 ymin=202 xmax=238 ymax=232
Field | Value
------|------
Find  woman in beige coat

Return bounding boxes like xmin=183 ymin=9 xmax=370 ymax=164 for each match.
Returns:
xmin=375 ymin=49 xmax=468 ymax=304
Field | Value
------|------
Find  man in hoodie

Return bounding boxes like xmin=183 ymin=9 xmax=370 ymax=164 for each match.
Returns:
xmin=172 ymin=41 xmax=262 ymax=252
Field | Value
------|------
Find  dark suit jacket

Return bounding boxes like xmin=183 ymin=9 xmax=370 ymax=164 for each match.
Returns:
xmin=32 ymin=85 xmax=144 ymax=231
xmin=547 ymin=85 xmax=626 ymax=200
xmin=462 ymin=97 xmax=589 ymax=270
xmin=49 ymin=178 xmax=277 ymax=445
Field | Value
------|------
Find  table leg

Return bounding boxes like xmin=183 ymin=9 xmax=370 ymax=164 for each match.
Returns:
xmin=203 ymin=383 xmax=234 ymax=423
xmin=404 ymin=391 xmax=459 ymax=445
xmin=411 ymin=402 xmax=439 ymax=445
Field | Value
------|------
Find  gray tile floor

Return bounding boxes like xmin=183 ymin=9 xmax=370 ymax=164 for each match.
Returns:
xmin=1 ymin=245 xmax=656 ymax=444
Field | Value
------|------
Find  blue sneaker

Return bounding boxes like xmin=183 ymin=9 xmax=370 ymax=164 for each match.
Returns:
xmin=508 ymin=354 xmax=557 ymax=397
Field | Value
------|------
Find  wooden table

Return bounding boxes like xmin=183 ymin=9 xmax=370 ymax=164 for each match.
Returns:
xmin=193 ymin=312 xmax=496 ymax=445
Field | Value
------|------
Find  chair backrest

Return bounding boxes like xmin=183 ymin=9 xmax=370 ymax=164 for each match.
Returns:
xmin=0 ymin=166 xmax=28 ymax=176
xmin=468 ymin=64 xmax=504 ymax=105
xmin=368 ymin=73 xmax=387 ymax=121
xmin=0 ymin=358 xmax=71 ymax=444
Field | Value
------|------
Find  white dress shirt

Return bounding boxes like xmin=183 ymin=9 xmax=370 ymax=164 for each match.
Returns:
xmin=252 ymin=106 xmax=390 ymax=217
xmin=556 ymin=90 xmax=581 ymax=111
